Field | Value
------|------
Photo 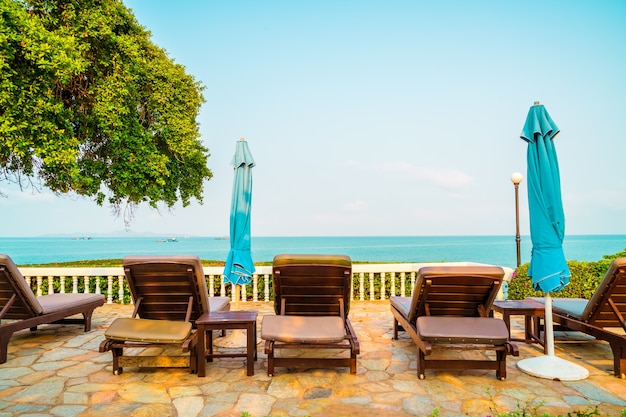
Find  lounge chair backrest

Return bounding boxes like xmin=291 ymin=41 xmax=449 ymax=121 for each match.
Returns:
xmin=0 ymin=254 xmax=43 ymax=319
xmin=123 ymin=255 xmax=209 ymax=325
xmin=408 ymin=265 xmax=505 ymax=322
xmin=272 ymin=254 xmax=352 ymax=317
xmin=581 ymin=257 xmax=626 ymax=326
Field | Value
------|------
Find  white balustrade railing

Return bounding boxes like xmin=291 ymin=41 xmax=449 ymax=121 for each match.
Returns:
xmin=18 ymin=262 xmax=514 ymax=304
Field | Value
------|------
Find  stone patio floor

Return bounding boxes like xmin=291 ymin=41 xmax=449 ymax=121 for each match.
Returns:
xmin=1 ymin=301 xmax=625 ymax=417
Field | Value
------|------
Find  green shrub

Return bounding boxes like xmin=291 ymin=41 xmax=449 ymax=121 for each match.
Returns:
xmin=507 ymin=249 xmax=623 ymax=300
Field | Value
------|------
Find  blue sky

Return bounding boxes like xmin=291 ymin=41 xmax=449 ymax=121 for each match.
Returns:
xmin=2 ymin=0 xmax=626 ymax=237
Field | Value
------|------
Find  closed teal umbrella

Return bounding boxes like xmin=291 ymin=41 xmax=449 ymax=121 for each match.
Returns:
xmin=516 ymin=102 xmax=587 ymax=381
xmin=223 ymin=138 xmax=256 ymax=286
xmin=521 ymin=103 xmax=570 ymax=293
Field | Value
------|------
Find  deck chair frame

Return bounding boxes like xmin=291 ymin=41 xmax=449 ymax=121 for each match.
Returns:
xmin=1 ymin=254 xmax=105 ymax=364
xmin=99 ymin=255 xmax=229 ymax=375
xmin=262 ymin=254 xmax=360 ymax=376
xmin=391 ymin=265 xmax=518 ymax=380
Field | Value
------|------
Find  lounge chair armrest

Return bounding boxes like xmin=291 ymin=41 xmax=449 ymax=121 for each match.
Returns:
xmin=99 ymin=339 xmax=114 ymax=353
xmin=345 ymin=318 xmax=360 ymax=354
xmin=506 ymin=341 xmax=519 ymax=356
xmin=182 ymin=330 xmax=198 ymax=353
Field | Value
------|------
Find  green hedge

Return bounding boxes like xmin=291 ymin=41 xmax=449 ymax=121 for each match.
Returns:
xmin=507 ymin=248 xmax=625 ymax=300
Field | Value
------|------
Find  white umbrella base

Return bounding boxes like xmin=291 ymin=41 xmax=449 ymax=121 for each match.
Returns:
xmin=517 ymin=355 xmax=589 ymax=381
xmin=213 ymin=329 xmax=248 ymax=348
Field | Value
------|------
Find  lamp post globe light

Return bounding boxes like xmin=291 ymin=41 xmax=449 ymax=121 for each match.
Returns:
xmin=511 ymin=172 xmax=523 ymax=268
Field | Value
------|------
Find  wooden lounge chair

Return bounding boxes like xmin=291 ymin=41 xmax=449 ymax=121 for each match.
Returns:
xmin=390 ymin=265 xmax=518 ymax=380
xmin=529 ymin=257 xmax=626 ymax=378
xmin=99 ymin=255 xmax=230 ymax=374
xmin=0 ymin=253 xmax=105 ymax=364
xmin=261 ymin=254 xmax=360 ymax=376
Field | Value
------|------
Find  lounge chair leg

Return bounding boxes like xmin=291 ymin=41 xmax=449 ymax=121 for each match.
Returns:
xmin=496 ymin=350 xmax=507 ymax=380
xmin=393 ymin=318 xmax=399 ymax=340
xmin=265 ymin=341 xmax=275 ymax=376
xmin=417 ymin=350 xmax=426 ymax=379
xmin=82 ymin=310 xmax=94 ymax=332
xmin=0 ymin=333 xmax=10 ymax=364
xmin=610 ymin=343 xmax=626 ymax=378
xmin=112 ymin=347 xmax=124 ymax=375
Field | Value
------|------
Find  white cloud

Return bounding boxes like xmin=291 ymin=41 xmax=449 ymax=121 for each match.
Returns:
xmin=377 ymin=162 xmax=473 ymax=189
xmin=342 ymin=200 xmax=367 ymax=212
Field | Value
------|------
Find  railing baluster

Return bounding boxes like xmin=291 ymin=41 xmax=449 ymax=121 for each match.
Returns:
xmin=83 ymin=276 xmax=89 ymax=294
xmin=37 ymin=276 xmax=43 ymax=297
xmin=208 ymin=274 xmax=215 ymax=297
xmin=118 ymin=275 xmax=125 ymax=304
xmin=400 ymin=272 xmax=406 ymax=297
xmin=359 ymin=272 xmax=365 ymax=301
xmin=380 ymin=272 xmax=386 ymax=300
xmin=253 ymin=274 xmax=258 ymax=302
xmin=60 ymin=275 xmax=66 ymax=294
xmin=369 ymin=272 xmax=375 ymax=301
xmin=107 ymin=275 xmax=113 ymax=304
xmin=264 ymin=274 xmax=270 ymax=302
xmin=390 ymin=272 xmax=396 ymax=297
xmin=72 ymin=276 xmax=78 ymax=293
xmin=350 ymin=274 xmax=354 ymax=302
xmin=48 ymin=276 xmax=54 ymax=295
xmin=220 ymin=275 xmax=226 ymax=297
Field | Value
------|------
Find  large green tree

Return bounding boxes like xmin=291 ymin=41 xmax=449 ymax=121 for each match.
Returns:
xmin=0 ymin=0 xmax=211 ymax=221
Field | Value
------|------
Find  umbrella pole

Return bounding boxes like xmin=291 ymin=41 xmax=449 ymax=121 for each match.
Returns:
xmin=213 ymin=283 xmax=249 ymax=348
xmin=544 ymin=293 xmax=555 ymax=357
xmin=516 ymin=293 xmax=589 ymax=380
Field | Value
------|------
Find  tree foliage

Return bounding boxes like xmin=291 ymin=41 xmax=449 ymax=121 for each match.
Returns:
xmin=0 ymin=0 xmax=211 ymax=220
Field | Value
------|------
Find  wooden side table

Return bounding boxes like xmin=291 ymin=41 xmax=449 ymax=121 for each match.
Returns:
xmin=196 ymin=310 xmax=258 ymax=377
xmin=492 ymin=299 xmax=545 ymax=352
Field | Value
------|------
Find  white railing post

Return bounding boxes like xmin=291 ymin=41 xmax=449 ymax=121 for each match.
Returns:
xmin=208 ymin=274 xmax=215 ymax=297
xmin=390 ymin=272 xmax=396 ymax=297
xmin=60 ymin=275 xmax=66 ymax=294
xmin=72 ymin=276 xmax=78 ymax=293
xmin=400 ymin=272 xmax=406 ymax=297
xmin=220 ymin=276 xmax=226 ymax=297
xmin=118 ymin=276 xmax=125 ymax=304
xmin=107 ymin=276 xmax=114 ymax=304
xmin=241 ymin=284 xmax=247 ymax=303
xmin=37 ymin=276 xmax=43 ymax=297
xmin=253 ymin=274 xmax=259 ymax=302
xmin=380 ymin=272 xmax=386 ymax=300
xmin=350 ymin=274 xmax=354 ymax=302
xmin=48 ymin=276 xmax=54 ymax=295
xmin=410 ymin=272 xmax=416 ymax=296
xmin=368 ymin=272 xmax=375 ymax=301
xmin=359 ymin=272 xmax=365 ymax=301
xmin=264 ymin=274 xmax=270 ymax=302
xmin=83 ymin=276 xmax=89 ymax=293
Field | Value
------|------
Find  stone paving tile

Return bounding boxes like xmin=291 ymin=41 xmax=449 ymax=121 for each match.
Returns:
xmin=1 ymin=301 xmax=625 ymax=417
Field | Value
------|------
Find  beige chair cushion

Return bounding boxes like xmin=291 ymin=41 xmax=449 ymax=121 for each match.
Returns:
xmin=261 ymin=315 xmax=345 ymax=343
xmin=38 ymin=293 xmax=106 ymax=314
xmin=416 ymin=316 xmax=509 ymax=344
xmin=389 ymin=296 xmax=411 ymax=319
xmin=105 ymin=318 xmax=192 ymax=343
xmin=209 ymin=296 xmax=230 ymax=312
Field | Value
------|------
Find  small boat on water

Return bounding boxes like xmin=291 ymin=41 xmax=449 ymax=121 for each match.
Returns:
xmin=156 ymin=237 xmax=178 ymax=242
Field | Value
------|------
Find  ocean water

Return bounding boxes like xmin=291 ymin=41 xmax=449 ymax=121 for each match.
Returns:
xmin=1 ymin=235 xmax=625 ymax=268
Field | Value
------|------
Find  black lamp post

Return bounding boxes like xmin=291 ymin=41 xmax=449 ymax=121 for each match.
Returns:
xmin=511 ymin=172 xmax=523 ymax=267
